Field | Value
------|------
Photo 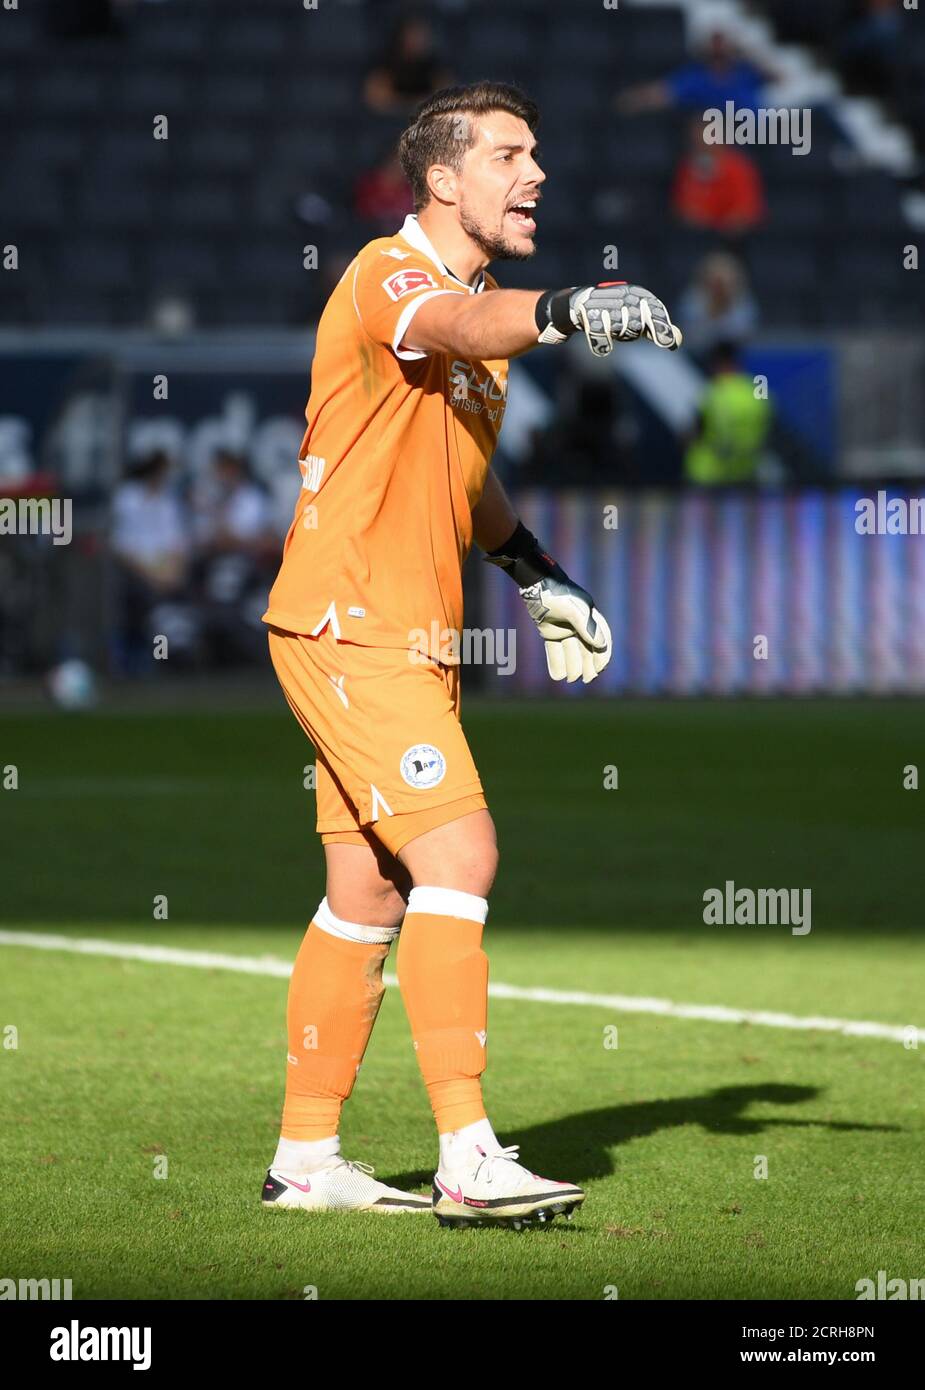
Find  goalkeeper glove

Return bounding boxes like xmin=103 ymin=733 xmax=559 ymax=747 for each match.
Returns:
xmin=485 ymin=521 xmax=612 ymax=684
xmin=535 ymin=281 xmax=682 ymax=356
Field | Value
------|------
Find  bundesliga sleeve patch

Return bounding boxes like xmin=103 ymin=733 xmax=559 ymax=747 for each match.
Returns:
xmin=381 ymin=268 xmax=438 ymax=301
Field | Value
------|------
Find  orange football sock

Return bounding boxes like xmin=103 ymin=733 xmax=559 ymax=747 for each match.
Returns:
xmin=396 ymin=887 xmax=490 ymax=1133
xmin=280 ymin=900 xmax=395 ymax=1142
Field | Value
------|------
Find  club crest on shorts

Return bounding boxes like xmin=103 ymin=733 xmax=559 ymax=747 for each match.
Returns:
xmin=400 ymin=743 xmax=446 ymax=789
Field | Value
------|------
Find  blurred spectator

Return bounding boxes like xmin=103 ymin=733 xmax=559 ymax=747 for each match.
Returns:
xmin=838 ymin=0 xmax=902 ymax=98
xmin=677 ymin=253 xmax=760 ymax=361
xmin=147 ymin=291 xmax=196 ymax=338
xmin=672 ymin=118 xmax=766 ymax=238
xmin=193 ymin=449 xmax=276 ymax=664
xmin=194 ymin=449 xmax=274 ymax=562
xmin=353 ymin=149 xmax=414 ymax=230
xmin=617 ymin=30 xmax=775 ymax=116
xmin=364 ymin=12 xmax=453 ymax=115
xmin=110 ymin=449 xmax=189 ymax=672
xmin=684 ymin=343 xmax=771 ymax=486
xmin=293 ymin=189 xmax=335 ymax=227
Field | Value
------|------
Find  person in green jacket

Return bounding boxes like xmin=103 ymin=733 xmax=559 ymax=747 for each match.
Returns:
xmin=685 ymin=341 xmax=771 ymax=485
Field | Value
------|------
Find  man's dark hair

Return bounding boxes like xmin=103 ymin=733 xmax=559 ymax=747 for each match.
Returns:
xmin=128 ymin=448 xmax=171 ymax=482
xmin=398 ymin=81 xmax=539 ymax=210
xmin=213 ymin=447 xmax=248 ymax=474
xmin=710 ymin=340 xmax=741 ymax=373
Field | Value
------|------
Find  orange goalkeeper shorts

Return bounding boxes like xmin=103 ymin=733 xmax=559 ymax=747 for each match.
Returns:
xmin=267 ymin=625 xmax=487 ymax=857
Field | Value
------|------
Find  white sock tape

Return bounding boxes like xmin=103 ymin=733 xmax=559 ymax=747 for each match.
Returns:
xmin=313 ymin=897 xmax=401 ymax=944
xmin=405 ymin=886 xmax=489 ymax=924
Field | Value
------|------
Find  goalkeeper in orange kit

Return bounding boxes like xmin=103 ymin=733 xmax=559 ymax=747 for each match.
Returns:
xmin=261 ymin=81 xmax=681 ymax=1226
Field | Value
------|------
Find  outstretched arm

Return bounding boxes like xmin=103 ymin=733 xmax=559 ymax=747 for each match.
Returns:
xmin=405 ymin=282 xmax=682 ymax=361
xmin=406 ymin=289 xmax=545 ymax=360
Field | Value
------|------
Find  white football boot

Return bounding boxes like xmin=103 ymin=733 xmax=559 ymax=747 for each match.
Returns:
xmin=261 ymin=1157 xmax=431 ymax=1214
xmin=432 ymin=1143 xmax=585 ymax=1229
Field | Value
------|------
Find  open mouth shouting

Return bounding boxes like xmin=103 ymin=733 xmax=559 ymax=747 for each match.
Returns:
xmin=506 ymin=197 xmax=538 ymax=235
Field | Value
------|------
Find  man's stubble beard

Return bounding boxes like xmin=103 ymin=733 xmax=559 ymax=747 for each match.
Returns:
xmin=459 ymin=202 xmax=536 ymax=263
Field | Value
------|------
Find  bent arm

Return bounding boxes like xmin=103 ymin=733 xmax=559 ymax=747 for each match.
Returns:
xmin=472 ymin=467 xmax=518 ymax=553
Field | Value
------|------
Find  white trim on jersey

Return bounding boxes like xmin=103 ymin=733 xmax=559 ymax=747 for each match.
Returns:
xmin=397 ymin=214 xmax=487 ymax=295
xmin=392 ymin=287 xmax=459 ymax=361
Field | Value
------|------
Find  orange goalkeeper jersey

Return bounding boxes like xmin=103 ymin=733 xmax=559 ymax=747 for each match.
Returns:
xmin=263 ymin=214 xmax=508 ymax=663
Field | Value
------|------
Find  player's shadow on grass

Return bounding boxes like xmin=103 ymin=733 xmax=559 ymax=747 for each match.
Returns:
xmin=389 ymin=1084 xmax=899 ymax=1189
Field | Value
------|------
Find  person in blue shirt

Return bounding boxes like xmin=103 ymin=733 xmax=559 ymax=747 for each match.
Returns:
xmin=616 ymin=29 xmax=777 ymax=117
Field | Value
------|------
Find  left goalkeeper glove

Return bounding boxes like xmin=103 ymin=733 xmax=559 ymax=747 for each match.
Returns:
xmin=485 ymin=521 xmax=612 ymax=684
xmin=535 ymin=281 xmax=682 ymax=356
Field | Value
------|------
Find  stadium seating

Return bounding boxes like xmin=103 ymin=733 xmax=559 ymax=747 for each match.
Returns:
xmin=0 ymin=0 xmax=914 ymax=329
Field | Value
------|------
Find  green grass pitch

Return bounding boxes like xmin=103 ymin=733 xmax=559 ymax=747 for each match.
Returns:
xmin=1 ymin=697 xmax=923 ymax=1299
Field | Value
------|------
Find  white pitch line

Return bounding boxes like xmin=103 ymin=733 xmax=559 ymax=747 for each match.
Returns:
xmin=0 ymin=930 xmax=293 ymax=978
xmin=0 ymin=930 xmax=921 ymax=1046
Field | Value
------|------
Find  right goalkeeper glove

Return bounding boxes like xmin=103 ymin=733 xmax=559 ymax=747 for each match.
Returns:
xmin=485 ymin=521 xmax=612 ymax=684
xmin=535 ymin=281 xmax=682 ymax=356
